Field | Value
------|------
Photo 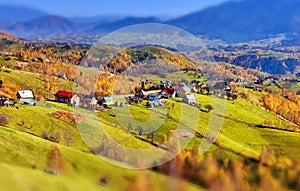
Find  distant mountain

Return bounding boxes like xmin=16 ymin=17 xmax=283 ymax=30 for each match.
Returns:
xmin=69 ymin=15 xmax=125 ymax=25
xmin=0 ymin=5 xmax=47 ymax=23
xmin=87 ymin=17 xmax=161 ymax=33
xmin=7 ymin=15 xmax=79 ymax=35
xmin=167 ymin=0 xmax=300 ymax=42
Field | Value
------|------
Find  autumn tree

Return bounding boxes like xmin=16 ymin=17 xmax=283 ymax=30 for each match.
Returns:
xmin=46 ymin=145 xmax=65 ymax=174
xmin=94 ymin=74 xmax=115 ymax=98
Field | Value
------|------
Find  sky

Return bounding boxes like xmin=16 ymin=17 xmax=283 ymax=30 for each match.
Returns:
xmin=0 ymin=0 xmax=230 ymax=17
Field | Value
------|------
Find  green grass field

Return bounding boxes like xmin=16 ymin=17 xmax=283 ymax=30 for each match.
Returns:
xmin=94 ymin=92 xmax=300 ymax=163
xmin=0 ymin=125 xmax=203 ymax=191
xmin=0 ymin=66 xmax=300 ymax=190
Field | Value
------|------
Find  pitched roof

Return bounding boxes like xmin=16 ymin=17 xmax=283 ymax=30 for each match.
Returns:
xmin=182 ymin=86 xmax=191 ymax=92
xmin=166 ymin=88 xmax=175 ymax=95
xmin=54 ymin=91 xmax=73 ymax=98
xmin=17 ymin=90 xmax=34 ymax=99
xmin=82 ymin=94 xmax=96 ymax=100
xmin=171 ymin=83 xmax=183 ymax=89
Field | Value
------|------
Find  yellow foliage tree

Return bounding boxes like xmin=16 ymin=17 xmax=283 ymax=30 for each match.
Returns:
xmin=94 ymin=74 xmax=115 ymax=98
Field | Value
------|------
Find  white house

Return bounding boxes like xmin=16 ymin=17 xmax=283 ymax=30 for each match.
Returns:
xmin=70 ymin=94 xmax=80 ymax=107
xmin=182 ymin=94 xmax=196 ymax=105
xmin=17 ymin=90 xmax=34 ymax=100
xmin=16 ymin=90 xmax=35 ymax=105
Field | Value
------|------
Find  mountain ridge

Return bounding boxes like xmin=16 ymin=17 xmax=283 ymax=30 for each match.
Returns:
xmin=8 ymin=15 xmax=79 ymax=35
xmin=167 ymin=0 xmax=300 ymax=42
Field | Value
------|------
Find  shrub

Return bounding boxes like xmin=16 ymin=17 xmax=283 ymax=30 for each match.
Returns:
xmin=0 ymin=114 xmax=10 ymax=126
xmin=204 ymin=104 xmax=214 ymax=111
xmin=49 ymin=110 xmax=85 ymax=124
xmin=49 ymin=130 xmax=62 ymax=143
xmin=41 ymin=130 xmax=49 ymax=140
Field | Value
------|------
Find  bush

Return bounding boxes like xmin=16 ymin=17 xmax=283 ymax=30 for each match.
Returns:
xmin=41 ymin=130 xmax=49 ymax=140
xmin=204 ymin=104 xmax=214 ymax=112
xmin=49 ymin=130 xmax=62 ymax=143
xmin=3 ymin=69 xmax=11 ymax=73
xmin=0 ymin=114 xmax=10 ymax=126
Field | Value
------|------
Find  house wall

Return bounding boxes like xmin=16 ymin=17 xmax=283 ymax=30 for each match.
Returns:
xmin=55 ymin=97 xmax=70 ymax=103
xmin=183 ymin=97 xmax=196 ymax=104
xmin=180 ymin=89 xmax=187 ymax=98
xmin=19 ymin=98 xmax=34 ymax=102
xmin=71 ymin=95 xmax=80 ymax=106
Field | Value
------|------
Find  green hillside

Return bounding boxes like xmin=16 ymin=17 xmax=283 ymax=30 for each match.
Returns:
xmin=0 ymin=125 xmax=202 ymax=191
xmin=0 ymin=42 xmax=299 ymax=190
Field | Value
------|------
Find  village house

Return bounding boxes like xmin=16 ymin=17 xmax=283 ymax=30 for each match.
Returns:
xmin=171 ymin=83 xmax=191 ymax=98
xmin=160 ymin=88 xmax=176 ymax=99
xmin=0 ymin=93 xmax=9 ymax=106
xmin=265 ymin=74 xmax=283 ymax=82
xmin=98 ymin=96 xmax=113 ymax=106
xmin=81 ymin=94 xmax=97 ymax=107
xmin=16 ymin=90 xmax=35 ymax=104
xmin=54 ymin=90 xmax=80 ymax=106
xmin=160 ymin=80 xmax=172 ymax=89
xmin=104 ymin=97 xmax=113 ymax=105
xmin=179 ymin=86 xmax=191 ymax=98
xmin=191 ymin=87 xmax=198 ymax=93
xmin=148 ymin=93 xmax=160 ymax=101
xmin=70 ymin=94 xmax=80 ymax=107
xmin=182 ymin=94 xmax=196 ymax=105
xmin=135 ymin=89 xmax=148 ymax=99
xmin=147 ymin=99 xmax=165 ymax=108
xmin=54 ymin=91 xmax=73 ymax=103
xmin=58 ymin=72 xmax=67 ymax=80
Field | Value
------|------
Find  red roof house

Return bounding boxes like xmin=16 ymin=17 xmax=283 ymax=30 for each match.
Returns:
xmin=160 ymin=88 xmax=176 ymax=98
xmin=54 ymin=91 xmax=73 ymax=103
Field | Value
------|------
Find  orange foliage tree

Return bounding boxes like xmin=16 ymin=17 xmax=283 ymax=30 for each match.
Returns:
xmin=262 ymin=91 xmax=300 ymax=126
xmin=94 ymin=74 xmax=115 ymax=98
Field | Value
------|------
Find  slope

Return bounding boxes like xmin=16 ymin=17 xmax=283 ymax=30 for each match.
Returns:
xmin=0 ymin=125 xmax=202 ymax=191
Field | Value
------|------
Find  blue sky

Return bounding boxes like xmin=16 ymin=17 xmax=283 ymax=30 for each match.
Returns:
xmin=0 ymin=0 xmax=230 ymax=17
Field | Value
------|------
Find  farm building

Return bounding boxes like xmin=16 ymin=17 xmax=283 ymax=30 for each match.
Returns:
xmin=16 ymin=90 xmax=35 ymax=105
xmin=135 ymin=90 xmax=148 ymax=99
xmin=58 ymin=72 xmax=67 ymax=80
xmin=54 ymin=91 xmax=80 ymax=106
xmin=160 ymin=88 xmax=176 ymax=99
xmin=0 ymin=93 xmax=9 ymax=106
xmin=171 ymin=83 xmax=191 ymax=97
xmin=54 ymin=91 xmax=73 ymax=103
xmin=16 ymin=90 xmax=34 ymax=101
xmin=98 ymin=96 xmax=113 ymax=106
xmin=81 ymin=94 xmax=97 ymax=107
xmin=70 ymin=94 xmax=80 ymax=107
xmin=179 ymin=86 xmax=191 ymax=98
xmin=182 ymin=94 xmax=196 ymax=105
xmin=148 ymin=93 xmax=160 ymax=101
